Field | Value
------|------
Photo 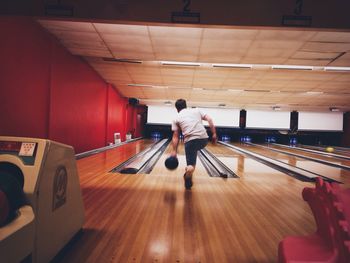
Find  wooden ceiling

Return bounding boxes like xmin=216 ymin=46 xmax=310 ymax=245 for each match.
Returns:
xmin=37 ymin=19 xmax=350 ymax=112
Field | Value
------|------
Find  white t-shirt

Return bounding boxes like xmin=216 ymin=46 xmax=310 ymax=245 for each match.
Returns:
xmin=171 ymin=108 xmax=208 ymax=143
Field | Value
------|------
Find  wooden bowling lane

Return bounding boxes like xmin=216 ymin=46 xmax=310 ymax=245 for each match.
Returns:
xmin=206 ymin=143 xmax=304 ymax=180
xmin=268 ymin=143 xmax=350 ymax=167
xmin=63 ymin=140 xmax=319 ymax=263
xmin=149 ymin=142 xmax=210 ymax=179
xmin=299 ymin=144 xmax=350 ymax=157
xmin=77 ymin=139 xmax=155 ymax=186
xmin=234 ymin=143 xmax=350 ymax=185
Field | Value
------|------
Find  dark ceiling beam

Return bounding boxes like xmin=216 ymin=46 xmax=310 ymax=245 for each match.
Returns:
xmin=2 ymin=0 xmax=350 ymax=30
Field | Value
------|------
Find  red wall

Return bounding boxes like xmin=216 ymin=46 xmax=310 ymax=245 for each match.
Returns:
xmin=0 ymin=17 xmax=51 ymax=138
xmin=49 ymin=41 xmax=108 ymax=152
xmin=106 ymin=84 xmax=128 ymax=144
xmin=0 ymin=17 xmax=144 ymax=153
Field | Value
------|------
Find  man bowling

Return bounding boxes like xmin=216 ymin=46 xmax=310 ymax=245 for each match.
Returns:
xmin=170 ymin=99 xmax=217 ymax=190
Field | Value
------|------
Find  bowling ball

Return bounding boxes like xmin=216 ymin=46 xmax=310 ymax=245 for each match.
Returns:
xmin=165 ymin=156 xmax=179 ymax=170
xmin=326 ymin=147 xmax=334 ymax=153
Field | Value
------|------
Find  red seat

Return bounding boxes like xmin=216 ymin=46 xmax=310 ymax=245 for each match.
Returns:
xmin=278 ymin=234 xmax=338 ymax=263
xmin=278 ymin=177 xmax=350 ymax=263
xmin=331 ymin=183 xmax=350 ymax=226
xmin=328 ymin=182 xmax=350 ymax=262
xmin=278 ymin=184 xmax=339 ymax=263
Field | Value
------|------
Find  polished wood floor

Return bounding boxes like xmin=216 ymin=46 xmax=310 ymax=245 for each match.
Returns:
xmin=58 ymin=139 xmax=329 ymax=262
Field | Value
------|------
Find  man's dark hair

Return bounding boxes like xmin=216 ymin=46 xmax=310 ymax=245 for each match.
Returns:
xmin=175 ymin=99 xmax=187 ymax=112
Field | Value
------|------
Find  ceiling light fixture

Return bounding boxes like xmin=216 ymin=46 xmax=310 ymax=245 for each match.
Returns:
xmin=245 ymin=89 xmax=270 ymax=93
xmin=128 ymin=84 xmax=168 ymax=89
xmin=193 ymin=88 xmax=204 ymax=91
xmin=251 ymin=64 xmax=271 ymax=70
xmin=272 ymin=106 xmax=281 ymax=111
xmin=324 ymin=66 xmax=350 ymax=72
xmin=127 ymin=84 xmax=152 ymax=87
xmin=164 ymin=101 xmax=172 ymax=106
xmin=227 ymin=89 xmax=244 ymax=92
xmin=212 ymin=63 xmax=252 ymax=69
xmin=272 ymin=65 xmax=313 ymax=70
xmin=152 ymin=85 xmax=168 ymax=89
xmin=161 ymin=61 xmax=200 ymax=67
xmin=306 ymin=91 xmax=324 ymax=95
xmin=103 ymin=58 xmax=142 ymax=64
xmin=329 ymin=107 xmax=340 ymax=112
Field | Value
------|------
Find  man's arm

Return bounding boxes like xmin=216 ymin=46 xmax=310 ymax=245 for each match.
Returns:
xmin=171 ymin=129 xmax=179 ymax=156
xmin=203 ymin=115 xmax=217 ymax=143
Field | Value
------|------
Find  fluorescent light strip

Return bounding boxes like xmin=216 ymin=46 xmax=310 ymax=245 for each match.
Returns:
xmin=245 ymin=89 xmax=270 ymax=93
xmin=152 ymin=85 xmax=168 ymax=89
xmin=127 ymin=84 xmax=152 ymax=88
xmin=324 ymin=66 xmax=350 ymax=72
xmin=161 ymin=61 xmax=200 ymax=67
xmin=227 ymin=89 xmax=244 ymax=92
xmin=252 ymin=64 xmax=271 ymax=70
xmin=306 ymin=91 xmax=324 ymax=95
xmin=103 ymin=58 xmax=142 ymax=64
xmin=106 ymin=59 xmax=350 ymax=73
xmin=127 ymin=84 xmax=168 ymax=89
xmin=212 ymin=63 xmax=252 ymax=69
xmin=272 ymin=65 xmax=313 ymax=70
xmin=329 ymin=107 xmax=340 ymax=112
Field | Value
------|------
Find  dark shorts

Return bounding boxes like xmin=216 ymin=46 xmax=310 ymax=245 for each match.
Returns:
xmin=184 ymin=138 xmax=208 ymax=166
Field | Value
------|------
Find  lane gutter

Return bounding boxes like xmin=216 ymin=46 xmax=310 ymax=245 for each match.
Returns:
xmin=199 ymin=148 xmax=238 ymax=178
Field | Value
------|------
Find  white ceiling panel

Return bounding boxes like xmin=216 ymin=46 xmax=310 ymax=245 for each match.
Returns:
xmin=94 ymin=23 xmax=149 ymax=36
xmin=38 ymin=19 xmax=350 ymax=111
xmin=202 ymin=28 xmax=258 ymax=40
xmin=149 ymin=26 xmax=202 ymax=38
xmin=301 ymin=42 xmax=350 ymax=53
xmin=328 ymin=52 xmax=350 ymax=67
xmin=255 ymin=30 xmax=316 ymax=41
xmin=284 ymin=80 xmax=320 ymax=90
xmin=38 ymin=20 xmax=95 ymax=32
xmin=311 ymin=31 xmax=350 ymax=42
xmin=67 ymin=47 xmax=111 ymax=57
xmin=102 ymin=34 xmax=152 ymax=46
xmin=49 ymin=30 xmax=102 ymax=42
xmin=284 ymin=59 xmax=331 ymax=66
xmin=291 ymin=51 xmax=340 ymax=60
